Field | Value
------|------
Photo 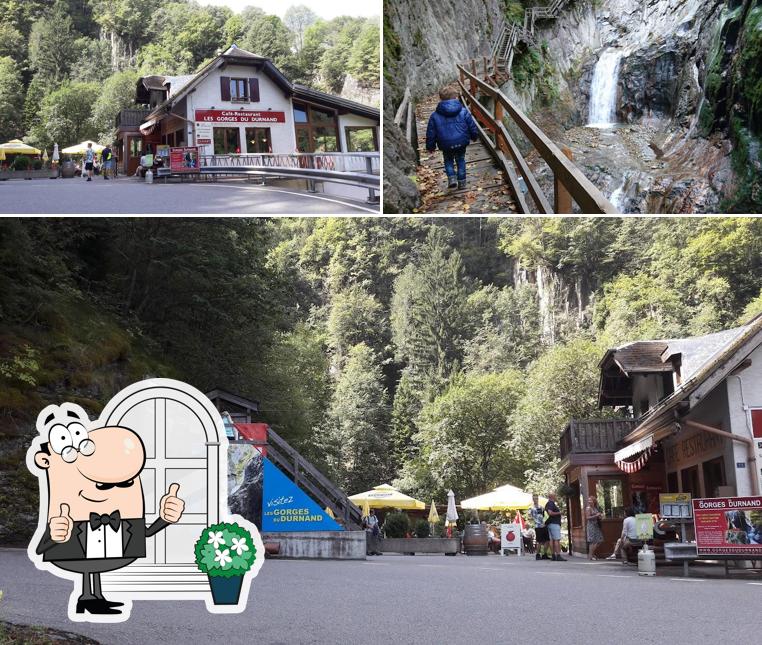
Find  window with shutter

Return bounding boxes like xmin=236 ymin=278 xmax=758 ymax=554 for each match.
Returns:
xmin=249 ymin=78 xmax=260 ymax=102
xmin=220 ymin=76 xmax=231 ymax=101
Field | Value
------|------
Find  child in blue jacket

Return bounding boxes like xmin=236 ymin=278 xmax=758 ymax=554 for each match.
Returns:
xmin=426 ymin=87 xmax=479 ymax=189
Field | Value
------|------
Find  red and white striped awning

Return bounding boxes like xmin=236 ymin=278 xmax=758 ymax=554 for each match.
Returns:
xmin=614 ymin=435 xmax=654 ymax=474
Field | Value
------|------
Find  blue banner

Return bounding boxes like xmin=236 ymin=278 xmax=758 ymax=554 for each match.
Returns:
xmin=262 ymin=458 xmax=343 ymax=532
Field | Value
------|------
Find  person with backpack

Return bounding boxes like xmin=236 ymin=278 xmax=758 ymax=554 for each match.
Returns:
xmin=425 ymin=87 xmax=479 ymax=190
xmin=101 ymin=145 xmax=113 ymax=180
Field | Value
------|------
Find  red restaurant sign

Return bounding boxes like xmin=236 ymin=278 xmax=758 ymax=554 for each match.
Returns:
xmin=692 ymin=496 xmax=762 ymax=556
xmin=169 ymin=146 xmax=200 ymax=174
xmin=195 ymin=109 xmax=286 ymax=123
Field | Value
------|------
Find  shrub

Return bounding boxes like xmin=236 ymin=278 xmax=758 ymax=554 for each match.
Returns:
xmin=414 ymin=518 xmax=430 ymax=538
xmin=431 ymin=519 xmax=446 ymax=537
xmin=383 ymin=512 xmax=409 ymax=538
xmin=32 ymin=159 xmax=43 ymax=170
xmin=11 ymin=155 xmax=30 ymax=170
xmin=194 ymin=522 xmax=256 ymax=577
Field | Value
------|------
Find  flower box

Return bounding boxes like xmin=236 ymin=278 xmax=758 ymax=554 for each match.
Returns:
xmin=376 ymin=537 xmax=460 ymax=555
xmin=0 ymin=169 xmax=58 ymax=180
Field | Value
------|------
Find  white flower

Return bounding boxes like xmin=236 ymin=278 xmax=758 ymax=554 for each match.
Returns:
xmin=214 ymin=548 xmax=232 ymax=567
xmin=231 ymin=537 xmax=249 ymax=556
xmin=207 ymin=531 xmax=225 ymax=548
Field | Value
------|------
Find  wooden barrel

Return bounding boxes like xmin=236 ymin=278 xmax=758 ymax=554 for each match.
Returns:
xmin=463 ymin=524 xmax=489 ymax=555
xmin=61 ymin=161 xmax=76 ymax=178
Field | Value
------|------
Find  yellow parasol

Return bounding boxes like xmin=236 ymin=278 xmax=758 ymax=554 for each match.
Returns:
xmin=61 ymin=140 xmax=105 ymax=154
xmin=361 ymin=498 xmax=370 ymax=519
xmin=0 ymin=139 xmax=41 ymax=155
xmin=461 ymin=484 xmax=547 ymax=511
xmin=349 ymin=484 xmax=425 ymax=510
xmin=428 ymin=500 xmax=440 ymax=524
xmin=0 ymin=149 xmax=5 ymax=162
xmin=42 ymin=149 xmax=49 ymax=161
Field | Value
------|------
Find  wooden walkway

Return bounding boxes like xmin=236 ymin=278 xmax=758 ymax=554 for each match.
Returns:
xmin=414 ymin=93 xmax=517 ymax=214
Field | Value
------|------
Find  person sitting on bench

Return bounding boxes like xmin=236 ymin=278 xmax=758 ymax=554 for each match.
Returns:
xmin=617 ymin=507 xmax=641 ymax=564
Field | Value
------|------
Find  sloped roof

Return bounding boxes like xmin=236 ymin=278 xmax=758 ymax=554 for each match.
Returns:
xmin=293 ymin=84 xmax=380 ymax=120
xmin=603 ymin=340 xmax=671 ymax=374
xmin=659 ymin=326 xmax=747 ymax=382
xmin=164 ymin=75 xmax=196 ymax=98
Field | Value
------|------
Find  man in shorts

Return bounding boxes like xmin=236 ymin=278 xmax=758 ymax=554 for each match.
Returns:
xmin=545 ymin=492 xmax=565 ymax=561
xmin=84 ymin=142 xmax=95 ymax=181
xmin=529 ymin=494 xmax=550 ymax=560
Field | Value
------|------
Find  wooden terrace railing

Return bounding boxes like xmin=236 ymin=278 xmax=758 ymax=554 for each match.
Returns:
xmin=457 ymin=62 xmax=616 ymax=214
xmin=560 ymin=419 xmax=639 ymax=460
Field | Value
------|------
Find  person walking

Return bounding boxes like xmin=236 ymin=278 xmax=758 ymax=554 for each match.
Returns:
xmin=425 ymin=86 xmax=479 ymax=190
xmin=585 ymin=495 xmax=604 ymax=560
xmin=529 ymin=493 xmax=550 ymax=560
xmin=101 ymin=144 xmax=113 ymax=180
xmin=544 ymin=492 xmax=565 ymax=561
xmin=83 ymin=142 xmax=95 ymax=181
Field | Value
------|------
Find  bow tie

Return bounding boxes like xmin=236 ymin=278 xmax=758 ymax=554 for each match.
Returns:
xmin=89 ymin=511 xmax=121 ymax=531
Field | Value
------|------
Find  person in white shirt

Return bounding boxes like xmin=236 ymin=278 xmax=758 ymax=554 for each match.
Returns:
xmin=610 ymin=506 xmax=639 ymax=564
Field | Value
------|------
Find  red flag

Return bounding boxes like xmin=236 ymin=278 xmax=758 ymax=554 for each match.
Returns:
xmin=514 ymin=510 xmax=525 ymax=529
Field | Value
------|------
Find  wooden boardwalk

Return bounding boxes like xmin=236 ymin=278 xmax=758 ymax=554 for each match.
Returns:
xmin=414 ymin=93 xmax=517 ymax=214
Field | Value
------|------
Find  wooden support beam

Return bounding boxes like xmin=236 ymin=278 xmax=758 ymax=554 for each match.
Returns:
xmin=555 ymin=145 xmax=573 ymax=214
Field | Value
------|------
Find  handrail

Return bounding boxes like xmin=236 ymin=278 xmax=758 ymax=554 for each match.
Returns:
xmin=393 ymin=87 xmax=420 ymax=164
xmin=457 ymin=63 xmax=617 ymax=214
xmin=267 ymin=428 xmax=363 ymax=528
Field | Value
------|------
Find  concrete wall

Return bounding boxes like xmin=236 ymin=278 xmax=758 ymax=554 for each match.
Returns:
xmin=261 ymin=531 xmax=366 ymax=560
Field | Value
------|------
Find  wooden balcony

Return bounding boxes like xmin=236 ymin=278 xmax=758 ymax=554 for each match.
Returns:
xmin=116 ymin=108 xmax=150 ymax=128
xmin=560 ymin=418 xmax=638 ymax=460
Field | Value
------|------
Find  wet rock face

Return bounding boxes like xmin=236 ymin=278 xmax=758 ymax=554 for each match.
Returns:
xmin=383 ymin=93 xmax=420 ymax=213
xmin=619 ymin=45 xmax=686 ymax=122
xmin=228 ymin=445 xmax=264 ymax=528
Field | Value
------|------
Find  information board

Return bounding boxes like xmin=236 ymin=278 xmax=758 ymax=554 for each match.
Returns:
xmin=169 ymin=146 xmax=200 ymax=173
xmin=693 ymin=496 xmax=762 ymax=556
xmin=635 ymin=514 xmax=654 ymax=541
xmin=500 ymin=523 xmax=522 ymax=554
xmin=660 ymin=492 xmax=693 ymax=519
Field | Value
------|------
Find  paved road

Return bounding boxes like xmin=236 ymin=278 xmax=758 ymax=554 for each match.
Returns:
xmin=0 ymin=178 xmax=378 ymax=214
xmin=1 ymin=548 xmax=760 ymax=644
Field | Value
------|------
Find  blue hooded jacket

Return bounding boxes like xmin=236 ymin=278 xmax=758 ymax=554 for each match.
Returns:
xmin=426 ymin=99 xmax=479 ymax=152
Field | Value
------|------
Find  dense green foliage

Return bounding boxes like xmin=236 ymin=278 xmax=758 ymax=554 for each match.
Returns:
xmin=2 ymin=1 xmax=379 ymax=150
xmin=1 ymin=218 xmax=761 ymax=543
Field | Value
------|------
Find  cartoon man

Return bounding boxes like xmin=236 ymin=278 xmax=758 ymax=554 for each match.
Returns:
xmin=29 ymin=403 xmax=185 ymax=616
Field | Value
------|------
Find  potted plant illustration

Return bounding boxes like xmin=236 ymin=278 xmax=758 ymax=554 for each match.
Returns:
xmin=194 ymin=521 xmax=256 ymax=605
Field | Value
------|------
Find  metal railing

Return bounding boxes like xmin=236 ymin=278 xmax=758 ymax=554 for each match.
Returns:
xmin=393 ymin=87 xmax=420 ymax=164
xmin=457 ymin=63 xmax=616 ymax=213
xmin=157 ymin=152 xmax=380 ymax=202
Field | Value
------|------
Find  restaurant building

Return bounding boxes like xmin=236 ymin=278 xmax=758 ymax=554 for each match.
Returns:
xmin=560 ymin=314 xmax=762 ymax=556
xmin=115 ymin=45 xmax=380 ymax=176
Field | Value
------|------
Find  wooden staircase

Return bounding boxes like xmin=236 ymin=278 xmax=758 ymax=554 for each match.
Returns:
xmin=490 ymin=0 xmax=570 ymax=77
xmin=265 ymin=428 xmax=363 ymax=530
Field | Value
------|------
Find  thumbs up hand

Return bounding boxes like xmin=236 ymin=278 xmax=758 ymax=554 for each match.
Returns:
xmin=160 ymin=483 xmax=184 ymax=523
xmin=50 ymin=503 xmax=73 ymax=543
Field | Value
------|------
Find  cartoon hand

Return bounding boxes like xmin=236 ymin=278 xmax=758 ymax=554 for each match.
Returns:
xmin=50 ymin=503 xmax=73 ymax=543
xmin=159 ymin=483 xmax=185 ymax=523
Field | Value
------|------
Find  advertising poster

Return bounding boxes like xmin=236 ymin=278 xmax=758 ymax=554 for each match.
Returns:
xmin=635 ymin=514 xmax=654 ymax=540
xmin=261 ymin=458 xmax=343 ymax=532
xmin=693 ymin=496 xmax=762 ymax=556
xmin=500 ymin=523 xmax=522 ymax=553
xmin=169 ymin=146 xmax=200 ymax=173
xmin=659 ymin=493 xmax=692 ymax=518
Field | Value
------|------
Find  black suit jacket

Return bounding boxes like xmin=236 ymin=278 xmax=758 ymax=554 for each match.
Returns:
xmin=36 ymin=517 xmax=170 ymax=562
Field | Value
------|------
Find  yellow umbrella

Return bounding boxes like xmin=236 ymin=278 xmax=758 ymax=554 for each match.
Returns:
xmin=349 ymin=484 xmax=426 ymax=510
xmin=461 ymin=484 xmax=547 ymax=511
xmin=361 ymin=498 xmax=370 ymax=520
xmin=61 ymin=140 xmax=105 ymax=154
xmin=0 ymin=149 xmax=5 ymax=162
xmin=428 ymin=500 xmax=439 ymax=524
xmin=42 ymin=150 xmax=49 ymax=161
xmin=0 ymin=139 xmax=41 ymax=155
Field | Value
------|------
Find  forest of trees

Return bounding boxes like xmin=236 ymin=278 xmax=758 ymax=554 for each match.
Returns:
xmin=2 ymin=217 xmax=761 ymax=520
xmin=0 ymin=1 xmax=380 ymax=151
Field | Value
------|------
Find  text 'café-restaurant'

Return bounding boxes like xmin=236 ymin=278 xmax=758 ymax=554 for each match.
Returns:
xmin=116 ymin=45 xmax=380 ymax=174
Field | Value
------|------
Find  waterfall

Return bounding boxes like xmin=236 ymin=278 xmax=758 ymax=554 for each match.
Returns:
xmin=588 ymin=49 xmax=624 ymax=127
xmin=610 ymin=177 xmax=626 ymax=212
